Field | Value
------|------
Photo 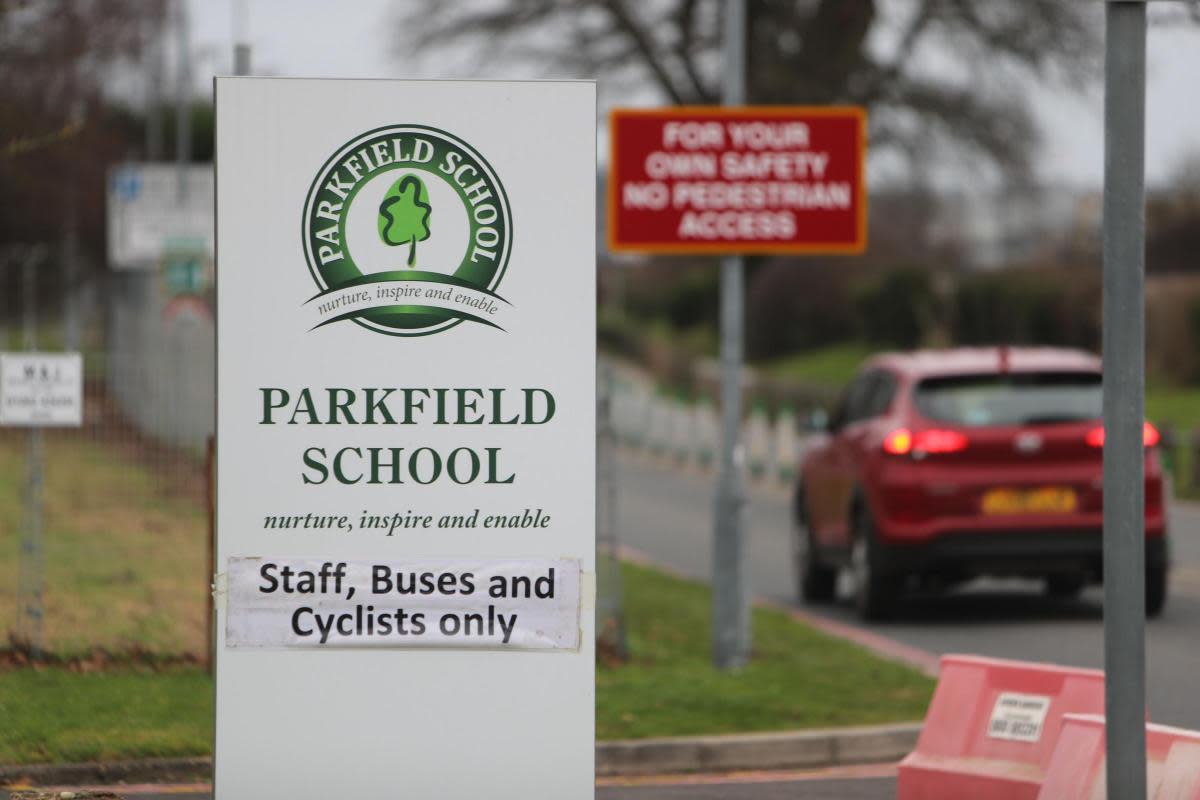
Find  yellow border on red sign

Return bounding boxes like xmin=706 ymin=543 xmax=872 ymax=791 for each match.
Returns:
xmin=606 ymin=105 xmax=868 ymax=256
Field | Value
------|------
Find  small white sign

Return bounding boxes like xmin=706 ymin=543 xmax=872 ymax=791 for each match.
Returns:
xmin=987 ymin=691 xmax=1052 ymax=742
xmin=0 ymin=353 xmax=83 ymax=427
xmin=107 ymin=163 xmax=214 ymax=269
xmin=226 ymin=557 xmax=580 ymax=649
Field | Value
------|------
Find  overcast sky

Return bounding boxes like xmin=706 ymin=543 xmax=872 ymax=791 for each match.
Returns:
xmin=188 ymin=0 xmax=1200 ymax=189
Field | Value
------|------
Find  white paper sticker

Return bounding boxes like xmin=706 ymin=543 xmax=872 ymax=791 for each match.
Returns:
xmin=226 ymin=557 xmax=580 ymax=650
xmin=987 ymin=691 xmax=1052 ymax=742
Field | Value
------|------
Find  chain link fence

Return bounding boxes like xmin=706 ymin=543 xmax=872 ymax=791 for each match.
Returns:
xmin=1 ymin=255 xmax=212 ymax=661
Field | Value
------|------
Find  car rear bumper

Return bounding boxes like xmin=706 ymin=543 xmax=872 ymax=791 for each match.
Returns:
xmin=868 ymin=457 xmax=1167 ymax=546
xmin=872 ymin=528 xmax=1168 ymax=580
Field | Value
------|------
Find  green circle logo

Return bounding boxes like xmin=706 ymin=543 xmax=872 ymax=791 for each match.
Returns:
xmin=301 ymin=125 xmax=512 ymax=336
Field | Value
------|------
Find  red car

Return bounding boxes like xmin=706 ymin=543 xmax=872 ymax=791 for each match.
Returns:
xmin=794 ymin=347 xmax=1168 ymax=620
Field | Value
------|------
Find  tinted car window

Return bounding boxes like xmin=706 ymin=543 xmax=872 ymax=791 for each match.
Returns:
xmin=866 ymin=371 xmax=897 ymax=418
xmin=838 ymin=370 xmax=888 ymax=427
xmin=914 ymin=371 xmax=1102 ymax=427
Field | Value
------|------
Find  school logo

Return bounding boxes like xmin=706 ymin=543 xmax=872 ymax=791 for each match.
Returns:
xmin=302 ymin=125 xmax=512 ymax=336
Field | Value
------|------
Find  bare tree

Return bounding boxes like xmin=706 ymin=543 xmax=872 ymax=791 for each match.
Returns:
xmin=395 ymin=0 xmax=1103 ymax=179
xmin=0 ymin=0 xmax=161 ymax=249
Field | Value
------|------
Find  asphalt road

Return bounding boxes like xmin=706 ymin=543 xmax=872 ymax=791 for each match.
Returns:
xmin=617 ymin=452 xmax=1200 ymax=729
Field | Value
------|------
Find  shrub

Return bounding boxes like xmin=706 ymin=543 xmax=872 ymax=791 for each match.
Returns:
xmin=854 ymin=266 xmax=937 ymax=348
xmin=745 ymin=258 xmax=859 ymax=360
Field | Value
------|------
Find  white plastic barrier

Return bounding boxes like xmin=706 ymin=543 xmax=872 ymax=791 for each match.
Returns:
xmin=745 ymin=406 xmax=772 ymax=480
xmin=694 ymin=401 xmax=719 ymax=468
xmin=669 ymin=399 xmax=694 ymax=465
xmin=774 ymin=408 xmax=799 ymax=483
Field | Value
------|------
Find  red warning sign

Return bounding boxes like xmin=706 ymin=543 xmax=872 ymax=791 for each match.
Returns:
xmin=608 ymin=107 xmax=866 ymax=254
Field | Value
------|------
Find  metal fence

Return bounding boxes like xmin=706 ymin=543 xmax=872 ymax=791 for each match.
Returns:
xmin=1 ymin=256 xmax=212 ymax=660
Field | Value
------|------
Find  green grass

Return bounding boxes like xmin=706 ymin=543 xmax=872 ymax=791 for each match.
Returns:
xmin=0 ymin=434 xmax=208 ymax=657
xmin=1146 ymin=385 xmax=1200 ymax=497
xmin=0 ymin=561 xmax=934 ymax=765
xmin=0 ymin=667 xmax=212 ymax=764
xmin=1146 ymin=385 xmax=1200 ymax=432
xmin=596 ymin=561 xmax=934 ymax=739
xmin=758 ymin=342 xmax=876 ymax=390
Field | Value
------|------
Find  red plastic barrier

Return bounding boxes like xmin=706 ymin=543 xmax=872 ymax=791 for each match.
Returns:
xmin=1037 ymin=714 xmax=1200 ymax=799
xmin=897 ymin=654 xmax=1108 ymax=800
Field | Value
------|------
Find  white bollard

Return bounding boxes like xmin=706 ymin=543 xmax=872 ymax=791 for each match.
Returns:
xmin=745 ymin=403 xmax=772 ymax=482
xmin=774 ymin=406 xmax=798 ymax=485
xmin=695 ymin=398 xmax=719 ymax=470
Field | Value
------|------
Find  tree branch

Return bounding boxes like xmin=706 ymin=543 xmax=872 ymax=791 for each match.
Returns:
xmin=599 ymin=0 xmax=689 ymax=104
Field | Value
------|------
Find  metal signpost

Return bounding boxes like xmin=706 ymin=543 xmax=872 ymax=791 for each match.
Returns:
xmin=608 ymin=0 xmax=865 ymax=669
xmin=714 ymin=0 xmax=750 ymax=670
xmin=1103 ymin=3 xmax=1148 ymax=797
xmin=2 ymin=248 xmax=83 ymax=656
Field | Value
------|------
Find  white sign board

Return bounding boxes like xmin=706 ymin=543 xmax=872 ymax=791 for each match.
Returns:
xmin=0 ymin=353 xmax=83 ymax=427
xmin=106 ymin=163 xmax=214 ymax=269
xmin=987 ymin=692 xmax=1052 ymax=743
xmin=215 ymin=77 xmax=595 ymax=799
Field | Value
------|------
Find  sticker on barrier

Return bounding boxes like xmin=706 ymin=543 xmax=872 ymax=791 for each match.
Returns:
xmin=988 ymin=692 xmax=1052 ymax=743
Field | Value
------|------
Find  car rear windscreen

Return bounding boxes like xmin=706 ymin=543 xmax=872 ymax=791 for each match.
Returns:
xmin=914 ymin=372 xmax=1102 ymax=427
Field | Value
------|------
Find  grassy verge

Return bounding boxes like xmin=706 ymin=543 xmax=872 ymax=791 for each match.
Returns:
xmin=1146 ymin=385 xmax=1200 ymax=499
xmin=0 ymin=561 xmax=934 ymax=764
xmin=597 ymin=561 xmax=933 ymax=739
xmin=1146 ymin=385 xmax=1200 ymax=432
xmin=0 ymin=667 xmax=212 ymax=764
xmin=0 ymin=434 xmax=208 ymax=657
xmin=757 ymin=342 xmax=874 ymax=391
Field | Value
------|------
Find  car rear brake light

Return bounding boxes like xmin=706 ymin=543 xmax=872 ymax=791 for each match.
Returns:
xmin=883 ymin=428 xmax=967 ymax=456
xmin=883 ymin=428 xmax=913 ymax=455
xmin=916 ymin=429 xmax=969 ymax=453
xmin=1085 ymin=421 xmax=1160 ymax=448
xmin=1146 ymin=422 xmax=1162 ymax=447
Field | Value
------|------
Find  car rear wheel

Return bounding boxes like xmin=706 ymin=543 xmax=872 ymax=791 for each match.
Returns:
xmin=1045 ymin=574 xmax=1086 ymax=599
xmin=794 ymin=487 xmax=836 ymax=603
xmin=1146 ymin=564 xmax=1167 ymax=618
xmin=851 ymin=503 xmax=900 ymax=621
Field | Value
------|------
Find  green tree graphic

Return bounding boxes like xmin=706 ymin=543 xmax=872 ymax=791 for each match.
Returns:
xmin=378 ymin=174 xmax=432 ymax=267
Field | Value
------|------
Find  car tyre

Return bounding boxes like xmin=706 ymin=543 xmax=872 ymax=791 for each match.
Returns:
xmin=851 ymin=502 xmax=900 ymax=621
xmin=794 ymin=487 xmax=836 ymax=604
xmin=1146 ymin=563 xmax=1167 ymax=618
xmin=1045 ymin=574 xmax=1086 ymax=599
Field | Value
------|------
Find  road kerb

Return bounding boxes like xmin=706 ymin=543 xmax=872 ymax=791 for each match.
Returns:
xmin=0 ymin=757 xmax=211 ymax=788
xmin=1 ymin=723 xmax=921 ymax=787
xmin=596 ymin=723 xmax=921 ymax=777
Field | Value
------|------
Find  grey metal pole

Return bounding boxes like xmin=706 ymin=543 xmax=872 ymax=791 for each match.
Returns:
xmin=1103 ymin=3 xmax=1148 ymax=798
xmin=596 ymin=359 xmax=628 ymax=659
xmin=17 ymin=250 xmax=45 ymax=657
xmin=63 ymin=181 xmax=81 ymax=352
xmin=233 ymin=0 xmax=251 ymax=76
xmin=144 ymin=14 xmax=164 ymax=160
xmin=174 ymin=0 xmax=192 ymax=200
xmin=712 ymin=0 xmax=749 ymax=670
xmin=234 ymin=44 xmax=251 ymax=76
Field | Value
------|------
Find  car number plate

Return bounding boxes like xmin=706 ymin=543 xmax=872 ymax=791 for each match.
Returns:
xmin=982 ymin=487 xmax=1077 ymax=515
